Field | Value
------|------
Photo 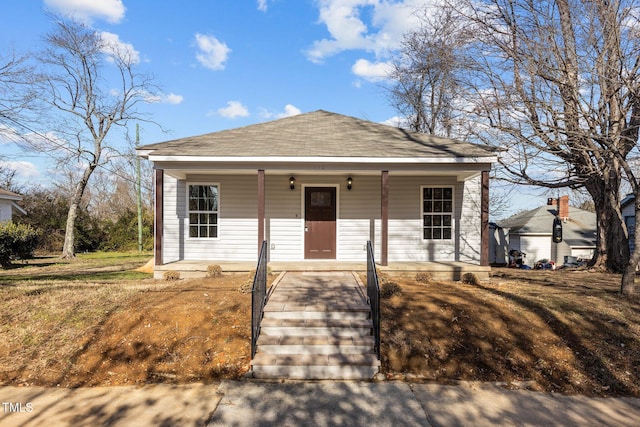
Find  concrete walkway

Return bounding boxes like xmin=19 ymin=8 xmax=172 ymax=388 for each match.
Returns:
xmin=2 ymin=381 xmax=640 ymax=426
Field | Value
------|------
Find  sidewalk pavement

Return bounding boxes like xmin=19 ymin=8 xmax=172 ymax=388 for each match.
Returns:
xmin=2 ymin=380 xmax=640 ymax=427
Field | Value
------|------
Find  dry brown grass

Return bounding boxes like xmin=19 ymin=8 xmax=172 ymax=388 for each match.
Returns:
xmin=2 ymin=257 xmax=639 ymax=396
xmin=381 ymin=268 xmax=640 ymax=397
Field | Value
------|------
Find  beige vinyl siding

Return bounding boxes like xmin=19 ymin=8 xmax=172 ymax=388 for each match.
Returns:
xmin=266 ymin=175 xmax=303 ymax=261
xmin=0 ymin=200 xmax=11 ymax=222
xmin=162 ymin=172 xmax=484 ymax=264
xmin=266 ymin=174 xmax=381 ymax=261
xmin=163 ymin=174 xmax=259 ymax=262
xmin=162 ymin=173 xmax=181 ymax=263
xmin=338 ymin=175 xmax=381 ymax=261
xmin=387 ymin=176 xmax=457 ymax=262
xmin=458 ymin=175 xmax=482 ymax=263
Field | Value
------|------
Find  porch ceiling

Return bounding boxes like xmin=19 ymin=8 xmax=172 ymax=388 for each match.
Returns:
xmin=161 ymin=165 xmax=488 ymax=181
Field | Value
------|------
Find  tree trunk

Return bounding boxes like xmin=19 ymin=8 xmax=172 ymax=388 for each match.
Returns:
xmin=621 ymin=262 xmax=637 ymax=296
xmin=61 ymin=201 xmax=78 ymax=259
xmin=61 ymin=163 xmax=97 ymax=259
xmin=587 ymin=178 xmax=629 ymax=273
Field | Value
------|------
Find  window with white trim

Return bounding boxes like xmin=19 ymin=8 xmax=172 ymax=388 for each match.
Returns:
xmin=188 ymin=184 xmax=219 ymax=238
xmin=422 ymin=187 xmax=453 ymax=240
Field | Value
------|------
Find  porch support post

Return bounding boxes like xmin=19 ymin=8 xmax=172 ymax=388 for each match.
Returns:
xmin=381 ymin=170 xmax=389 ymax=266
xmin=258 ymin=169 xmax=265 ymax=250
xmin=481 ymin=170 xmax=490 ymax=266
xmin=154 ymin=168 xmax=163 ymax=266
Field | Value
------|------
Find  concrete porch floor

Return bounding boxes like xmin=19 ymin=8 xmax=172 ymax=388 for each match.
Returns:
xmin=153 ymin=260 xmax=490 ymax=280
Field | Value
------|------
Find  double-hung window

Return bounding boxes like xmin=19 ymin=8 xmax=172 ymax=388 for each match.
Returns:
xmin=188 ymin=184 xmax=219 ymax=238
xmin=422 ymin=187 xmax=453 ymax=240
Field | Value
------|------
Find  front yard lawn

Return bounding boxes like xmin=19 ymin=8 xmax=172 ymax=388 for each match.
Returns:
xmin=1 ymin=256 xmax=638 ymax=397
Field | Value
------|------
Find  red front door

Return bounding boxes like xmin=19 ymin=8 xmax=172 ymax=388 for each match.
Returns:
xmin=304 ymin=187 xmax=336 ymax=259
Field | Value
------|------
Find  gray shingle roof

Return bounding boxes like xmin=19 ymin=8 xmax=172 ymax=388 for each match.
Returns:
xmin=140 ymin=110 xmax=495 ymax=159
xmin=0 ymin=188 xmax=22 ymax=200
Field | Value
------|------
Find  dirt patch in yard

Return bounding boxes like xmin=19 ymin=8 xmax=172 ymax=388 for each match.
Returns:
xmin=2 ymin=257 xmax=639 ymax=396
xmin=64 ymin=275 xmax=253 ymax=386
xmin=0 ymin=259 xmax=255 ymax=387
xmin=380 ymin=268 xmax=640 ymax=397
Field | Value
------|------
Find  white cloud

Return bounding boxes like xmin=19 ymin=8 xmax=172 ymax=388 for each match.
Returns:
xmin=195 ymin=33 xmax=231 ymax=71
xmin=0 ymin=160 xmax=40 ymax=178
xmin=163 ymin=93 xmax=184 ymax=105
xmin=44 ymin=0 xmax=125 ymax=24
xmin=99 ymin=31 xmax=140 ymax=64
xmin=0 ymin=125 xmax=23 ymax=145
xmin=260 ymin=104 xmax=302 ymax=119
xmin=306 ymin=0 xmax=425 ymax=63
xmin=257 ymin=0 xmax=268 ymax=12
xmin=276 ymin=104 xmax=302 ymax=118
xmin=0 ymin=125 xmax=67 ymax=154
xmin=142 ymin=91 xmax=184 ymax=105
xmin=351 ymin=58 xmax=392 ymax=81
xmin=380 ymin=115 xmax=408 ymax=128
xmin=216 ymin=101 xmax=249 ymax=119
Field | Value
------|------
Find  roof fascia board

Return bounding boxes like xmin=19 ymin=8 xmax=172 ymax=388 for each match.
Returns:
xmin=11 ymin=202 xmax=26 ymax=215
xmin=146 ymin=155 xmax=497 ymax=164
xmin=0 ymin=194 xmax=23 ymax=202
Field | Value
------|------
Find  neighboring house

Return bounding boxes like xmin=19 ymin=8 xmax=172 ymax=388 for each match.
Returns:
xmin=137 ymin=110 xmax=496 ymax=275
xmin=494 ymin=196 xmax=597 ymax=266
xmin=621 ymin=194 xmax=636 ymax=254
xmin=0 ymin=188 xmax=26 ymax=222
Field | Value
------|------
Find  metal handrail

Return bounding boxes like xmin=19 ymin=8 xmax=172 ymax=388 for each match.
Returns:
xmin=251 ymin=240 xmax=268 ymax=358
xmin=366 ymin=240 xmax=381 ymax=359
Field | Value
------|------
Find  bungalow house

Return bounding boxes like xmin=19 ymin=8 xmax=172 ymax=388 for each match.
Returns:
xmin=0 ymin=188 xmax=25 ymax=222
xmin=137 ymin=110 xmax=496 ymax=278
xmin=495 ymin=196 xmax=597 ymax=266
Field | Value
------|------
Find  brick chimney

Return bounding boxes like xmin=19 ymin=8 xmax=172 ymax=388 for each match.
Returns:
xmin=547 ymin=196 xmax=569 ymax=219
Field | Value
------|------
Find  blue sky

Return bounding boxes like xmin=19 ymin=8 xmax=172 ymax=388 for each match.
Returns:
xmin=0 ymin=0 xmax=551 ymax=218
xmin=0 ymin=1 xmax=418 ymax=176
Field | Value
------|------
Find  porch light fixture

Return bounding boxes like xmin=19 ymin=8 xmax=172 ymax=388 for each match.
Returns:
xmin=346 ymin=176 xmax=353 ymax=191
xmin=289 ymin=176 xmax=296 ymax=190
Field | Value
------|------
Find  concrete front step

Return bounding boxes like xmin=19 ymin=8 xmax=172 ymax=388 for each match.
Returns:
xmin=264 ymin=304 xmax=370 ymax=313
xmin=251 ymin=353 xmax=381 ymax=380
xmin=260 ymin=325 xmax=371 ymax=337
xmin=261 ymin=318 xmax=372 ymax=328
xmin=263 ymin=310 xmax=369 ymax=320
xmin=257 ymin=335 xmax=374 ymax=355
xmin=250 ymin=271 xmax=379 ymax=380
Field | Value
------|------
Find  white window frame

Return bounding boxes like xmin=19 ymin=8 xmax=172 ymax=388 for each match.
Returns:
xmin=186 ymin=182 xmax=220 ymax=240
xmin=420 ymin=185 xmax=455 ymax=240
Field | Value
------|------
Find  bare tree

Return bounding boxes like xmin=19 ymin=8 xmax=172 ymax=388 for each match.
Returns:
xmin=30 ymin=15 xmax=158 ymax=258
xmin=386 ymin=6 xmax=472 ymax=137
xmin=0 ymin=51 xmax=34 ymax=125
xmin=394 ymin=0 xmax=640 ymax=294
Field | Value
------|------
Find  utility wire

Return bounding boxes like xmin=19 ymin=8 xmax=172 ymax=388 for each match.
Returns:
xmin=0 ymin=113 xmax=153 ymax=192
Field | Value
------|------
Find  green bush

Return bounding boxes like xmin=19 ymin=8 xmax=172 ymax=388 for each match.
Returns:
xmin=0 ymin=222 xmax=38 ymax=268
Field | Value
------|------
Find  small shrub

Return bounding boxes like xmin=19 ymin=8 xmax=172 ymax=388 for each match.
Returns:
xmin=163 ymin=270 xmax=180 ymax=281
xmin=415 ymin=272 xmax=433 ymax=283
xmin=0 ymin=222 xmax=38 ymax=268
xmin=207 ymin=264 xmax=222 ymax=278
xmin=461 ymin=272 xmax=479 ymax=285
xmin=380 ymin=281 xmax=402 ymax=298
xmin=238 ymin=281 xmax=252 ymax=294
